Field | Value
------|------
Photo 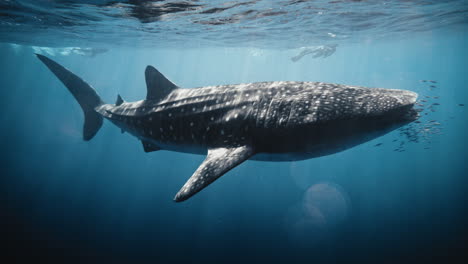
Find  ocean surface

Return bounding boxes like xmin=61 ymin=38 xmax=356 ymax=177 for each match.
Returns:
xmin=1 ymin=1 xmax=468 ymax=263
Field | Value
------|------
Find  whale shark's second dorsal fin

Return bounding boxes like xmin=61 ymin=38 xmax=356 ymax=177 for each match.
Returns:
xmin=145 ymin=66 xmax=178 ymax=101
xmin=116 ymin=94 xmax=124 ymax=106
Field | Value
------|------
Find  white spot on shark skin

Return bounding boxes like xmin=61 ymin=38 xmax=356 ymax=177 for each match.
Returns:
xmin=170 ymin=125 xmax=174 ymax=130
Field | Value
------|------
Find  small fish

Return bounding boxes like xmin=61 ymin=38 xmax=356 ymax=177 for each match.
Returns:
xmin=429 ymin=80 xmax=437 ymax=83
xmin=430 ymin=120 xmax=436 ymax=122
xmin=433 ymin=96 xmax=439 ymax=99
xmin=374 ymin=143 xmax=382 ymax=147
xmin=424 ymin=95 xmax=431 ymax=98
xmin=459 ymin=104 xmax=465 ymax=107
xmin=421 ymin=99 xmax=427 ymax=102
xmin=421 ymin=80 xmax=427 ymax=82
xmin=432 ymin=103 xmax=440 ymax=106
xmin=430 ymin=85 xmax=436 ymax=88
xmin=392 ymin=139 xmax=398 ymax=142
xmin=415 ymin=120 xmax=422 ymax=123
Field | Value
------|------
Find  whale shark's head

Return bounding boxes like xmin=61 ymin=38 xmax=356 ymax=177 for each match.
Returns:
xmin=296 ymin=87 xmax=420 ymax=149
xmin=342 ymin=88 xmax=420 ymax=141
xmin=365 ymin=89 xmax=419 ymax=125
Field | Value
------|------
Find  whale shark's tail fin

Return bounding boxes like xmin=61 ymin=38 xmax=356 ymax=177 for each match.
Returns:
xmin=36 ymin=54 xmax=104 ymax=141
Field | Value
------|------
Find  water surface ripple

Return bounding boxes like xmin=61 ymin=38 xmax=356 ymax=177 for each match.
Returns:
xmin=1 ymin=0 xmax=467 ymax=48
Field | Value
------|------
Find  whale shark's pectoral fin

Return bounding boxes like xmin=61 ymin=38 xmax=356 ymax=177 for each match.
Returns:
xmin=141 ymin=140 xmax=161 ymax=152
xmin=174 ymin=145 xmax=255 ymax=202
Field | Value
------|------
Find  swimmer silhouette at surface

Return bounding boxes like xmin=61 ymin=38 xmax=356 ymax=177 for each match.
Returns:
xmin=291 ymin=44 xmax=338 ymax=62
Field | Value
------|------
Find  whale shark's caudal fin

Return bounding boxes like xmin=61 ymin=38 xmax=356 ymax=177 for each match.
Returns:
xmin=36 ymin=54 xmax=104 ymax=141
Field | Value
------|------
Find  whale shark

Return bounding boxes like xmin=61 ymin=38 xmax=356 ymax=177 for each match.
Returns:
xmin=36 ymin=54 xmax=419 ymax=202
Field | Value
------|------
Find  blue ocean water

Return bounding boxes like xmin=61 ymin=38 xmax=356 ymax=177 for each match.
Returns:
xmin=1 ymin=1 xmax=468 ymax=263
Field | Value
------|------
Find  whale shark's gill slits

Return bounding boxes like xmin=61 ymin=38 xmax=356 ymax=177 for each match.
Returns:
xmin=263 ymin=93 xmax=294 ymax=128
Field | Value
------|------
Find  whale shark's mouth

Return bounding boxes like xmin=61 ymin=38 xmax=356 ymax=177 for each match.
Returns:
xmin=390 ymin=90 xmax=419 ymax=122
xmin=380 ymin=101 xmax=419 ymax=124
xmin=400 ymin=91 xmax=419 ymax=122
xmin=401 ymin=106 xmax=420 ymax=122
xmin=385 ymin=103 xmax=420 ymax=124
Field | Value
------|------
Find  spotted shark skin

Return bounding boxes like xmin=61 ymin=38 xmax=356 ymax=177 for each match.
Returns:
xmin=36 ymin=54 xmax=419 ymax=202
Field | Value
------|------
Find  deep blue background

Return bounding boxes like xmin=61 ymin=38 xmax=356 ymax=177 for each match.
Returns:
xmin=1 ymin=29 xmax=468 ymax=263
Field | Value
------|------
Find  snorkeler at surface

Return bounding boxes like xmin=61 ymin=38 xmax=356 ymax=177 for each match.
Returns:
xmin=291 ymin=44 xmax=338 ymax=62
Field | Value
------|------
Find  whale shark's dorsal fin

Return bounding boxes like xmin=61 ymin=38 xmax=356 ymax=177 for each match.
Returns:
xmin=145 ymin=66 xmax=178 ymax=101
xmin=174 ymin=145 xmax=255 ymax=202
xmin=115 ymin=94 xmax=124 ymax=106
